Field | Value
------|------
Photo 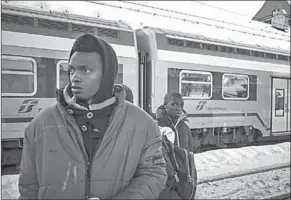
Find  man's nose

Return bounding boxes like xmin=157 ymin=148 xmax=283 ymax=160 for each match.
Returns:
xmin=177 ymin=106 xmax=183 ymax=111
xmin=70 ymin=70 xmax=82 ymax=83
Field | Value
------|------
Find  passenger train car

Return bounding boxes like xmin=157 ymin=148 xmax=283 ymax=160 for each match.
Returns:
xmin=1 ymin=3 xmax=290 ymax=166
xmin=136 ymin=27 xmax=290 ymax=150
xmin=1 ymin=4 xmax=139 ymax=166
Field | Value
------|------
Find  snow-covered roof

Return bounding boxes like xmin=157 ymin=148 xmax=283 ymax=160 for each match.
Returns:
xmin=3 ymin=1 xmax=289 ymax=53
xmin=253 ymin=0 xmax=290 ymax=21
xmin=1 ymin=2 xmax=133 ymax=30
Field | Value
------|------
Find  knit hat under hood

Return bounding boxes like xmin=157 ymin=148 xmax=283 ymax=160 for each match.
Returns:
xmin=68 ymin=34 xmax=118 ymax=105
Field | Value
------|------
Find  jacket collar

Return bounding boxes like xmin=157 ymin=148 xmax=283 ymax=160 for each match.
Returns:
xmin=62 ymin=85 xmax=126 ymax=111
xmin=156 ymin=105 xmax=189 ymax=124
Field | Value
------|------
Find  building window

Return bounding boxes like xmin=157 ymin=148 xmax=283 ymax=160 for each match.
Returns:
xmin=222 ymin=74 xmax=249 ymax=100
xmin=179 ymin=70 xmax=212 ymax=99
xmin=115 ymin=64 xmax=123 ymax=84
xmin=1 ymin=55 xmax=37 ymax=96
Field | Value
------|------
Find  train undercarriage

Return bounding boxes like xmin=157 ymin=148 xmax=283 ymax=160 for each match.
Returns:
xmin=191 ymin=126 xmax=291 ymax=153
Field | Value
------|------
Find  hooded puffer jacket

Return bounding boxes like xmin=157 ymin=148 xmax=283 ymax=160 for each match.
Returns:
xmin=18 ymin=34 xmax=167 ymax=199
xmin=18 ymin=89 xmax=167 ymax=199
xmin=156 ymin=105 xmax=193 ymax=151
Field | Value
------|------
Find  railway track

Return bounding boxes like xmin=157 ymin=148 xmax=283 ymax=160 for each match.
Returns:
xmin=196 ymin=162 xmax=291 ymax=199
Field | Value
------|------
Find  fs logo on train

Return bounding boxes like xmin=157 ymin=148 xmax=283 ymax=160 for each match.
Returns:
xmin=196 ymin=101 xmax=207 ymax=111
xmin=18 ymin=99 xmax=39 ymax=113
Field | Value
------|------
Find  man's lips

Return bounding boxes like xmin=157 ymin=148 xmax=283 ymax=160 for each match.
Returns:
xmin=71 ymin=86 xmax=82 ymax=92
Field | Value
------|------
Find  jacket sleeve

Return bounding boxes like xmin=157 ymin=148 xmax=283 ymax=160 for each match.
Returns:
xmin=18 ymin=124 xmax=39 ymax=199
xmin=112 ymin=120 xmax=168 ymax=199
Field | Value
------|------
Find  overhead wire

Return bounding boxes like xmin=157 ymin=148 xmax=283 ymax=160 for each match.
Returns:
xmin=192 ymin=1 xmax=250 ymax=17
xmin=81 ymin=0 xmax=289 ymax=42
xmin=119 ymin=0 xmax=289 ymax=38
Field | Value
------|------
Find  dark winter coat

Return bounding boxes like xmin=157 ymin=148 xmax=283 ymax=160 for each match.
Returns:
xmin=18 ymin=34 xmax=167 ymax=199
xmin=18 ymin=89 xmax=167 ymax=199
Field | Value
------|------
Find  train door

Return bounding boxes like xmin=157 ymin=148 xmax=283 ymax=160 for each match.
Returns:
xmin=271 ymin=78 xmax=290 ymax=134
xmin=288 ymin=79 xmax=291 ymax=132
xmin=138 ymin=50 xmax=152 ymax=113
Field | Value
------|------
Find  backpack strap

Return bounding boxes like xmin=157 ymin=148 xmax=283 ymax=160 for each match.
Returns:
xmin=173 ymin=113 xmax=187 ymax=147
xmin=188 ymin=152 xmax=196 ymax=180
xmin=188 ymin=151 xmax=197 ymax=199
xmin=183 ymin=148 xmax=192 ymax=183
xmin=162 ymin=136 xmax=180 ymax=183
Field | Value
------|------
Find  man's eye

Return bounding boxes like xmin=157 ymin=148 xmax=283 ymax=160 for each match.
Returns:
xmin=69 ymin=68 xmax=75 ymax=74
xmin=84 ymin=69 xmax=91 ymax=73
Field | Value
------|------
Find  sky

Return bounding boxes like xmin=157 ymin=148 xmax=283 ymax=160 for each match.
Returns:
xmin=0 ymin=1 xmax=279 ymax=32
xmin=3 ymin=1 xmax=266 ymax=24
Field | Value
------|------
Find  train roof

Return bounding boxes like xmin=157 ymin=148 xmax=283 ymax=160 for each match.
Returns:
xmin=142 ymin=23 xmax=290 ymax=55
xmin=1 ymin=3 xmax=133 ymax=31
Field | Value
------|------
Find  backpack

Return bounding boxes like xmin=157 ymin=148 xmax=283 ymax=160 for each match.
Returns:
xmin=161 ymin=134 xmax=197 ymax=199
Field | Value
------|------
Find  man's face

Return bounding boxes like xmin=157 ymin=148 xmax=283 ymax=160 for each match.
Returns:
xmin=69 ymin=52 xmax=103 ymax=101
xmin=165 ymin=96 xmax=184 ymax=118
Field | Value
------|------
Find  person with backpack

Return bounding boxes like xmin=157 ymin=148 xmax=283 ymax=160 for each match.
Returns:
xmin=157 ymin=92 xmax=196 ymax=199
xmin=156 ymin=92 xmax=193 ymax=151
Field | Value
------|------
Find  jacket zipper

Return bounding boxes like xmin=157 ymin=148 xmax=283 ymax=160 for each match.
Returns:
xmin=85 ymin=161 xmax=91 ymax=200
xmin=82 ymin=105 xmax=118 ymax=199
xmin=84 ymin=138 xmax=103 ymax=199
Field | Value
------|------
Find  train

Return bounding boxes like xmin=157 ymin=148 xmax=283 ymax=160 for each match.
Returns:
xmin=1 ymin=3 xmax=290 ymax=167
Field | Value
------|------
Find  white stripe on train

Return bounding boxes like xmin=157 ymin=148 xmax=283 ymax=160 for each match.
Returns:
xmin=2 ymin=30 xmax=137 ymax=59
xmin=157 ymin=49 xmax=290 ymax=74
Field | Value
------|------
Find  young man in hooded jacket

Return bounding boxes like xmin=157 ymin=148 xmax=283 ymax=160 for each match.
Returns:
xmin=157 ymin=92 xmax=194 ymax=199
xmin=156 ymin=92 xmax=193 ymax=151
xmin=18 ymin=34 xmax=167 ymax=200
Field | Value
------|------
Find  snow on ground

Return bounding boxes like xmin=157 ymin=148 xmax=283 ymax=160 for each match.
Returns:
xmin=1 ymin=174 xmax=19 ymax=199
xmin=196 ymin=167 xmax=290 ymax=199
xmin=195 ymin=142 xmax=290 ymax=180
xmin=1 ymin=142 xmax=290 ymax=199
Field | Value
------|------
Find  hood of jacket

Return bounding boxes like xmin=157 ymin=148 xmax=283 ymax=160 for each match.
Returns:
xmin=64 ymin=34 xmax=118 ymax=106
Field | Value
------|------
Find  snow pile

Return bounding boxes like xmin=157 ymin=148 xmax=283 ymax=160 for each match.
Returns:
xmin=1 ymin=175 xmax=19 ymax=199
xmin=1 ymin=142 xmax=290 ymax=199
xmin=195 ymin=142 xmax=290 ymax=179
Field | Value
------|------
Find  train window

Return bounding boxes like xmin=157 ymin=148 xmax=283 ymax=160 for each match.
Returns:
xmin=265 ymin=53 xmax=277 ymax=60
xmin=275 ymin=89 xmax=285 ymax=116
xmin=56 ymin=61 xmax=123 ymax=89
xmin=56 ymin=61 xmax=69 ymax=89
xmin=168 ymin=38 xmax=184 ymax=47
xmin=202 ymin=43 xmax=219 ymax=52
xmin=277 ymin=55 xmax=289 ymax=61
xmin=179 ymin=70 xmax=212 ymax=99
xmin=251 ymin=51 xmax=264 ymax=58
xmin=185 ymin=41 xmax=202 ymax=49
xmin=114 ymin=64 xmax=123 ymax=84
xmin=236 ymin=48 xmax=250 ymax=56
xmin=219 ymin=46 xmax=236 ymax=54
xmin=222 ymin=74 xmax=249 ymax=100
xmin=1 ymin=55 xmax=37 ymax=96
